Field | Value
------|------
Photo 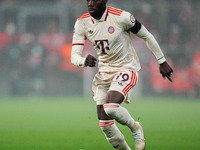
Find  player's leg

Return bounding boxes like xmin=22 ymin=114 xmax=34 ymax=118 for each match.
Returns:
xmin=97 ymin=105 xmax=131 ymax=150
xmin=104 ymin=91 xmax=136 ymax=130
xmin=104 ymin=71 xmax=138 ymax=130
xmin=93 ymin=72 xmax=131 ymax=150
xmin=104 ymin=91 xmax=145 ymax=150
xmin=103 ymin=70 xmax=145 ymax=150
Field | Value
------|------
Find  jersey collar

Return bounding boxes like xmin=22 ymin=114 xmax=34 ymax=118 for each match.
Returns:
xmin=90 ymin=7 xmax=109 ymax=23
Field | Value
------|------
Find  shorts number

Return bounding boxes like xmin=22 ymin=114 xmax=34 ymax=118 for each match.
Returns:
xmin=116 ymin=73 xmax=129 ymax=82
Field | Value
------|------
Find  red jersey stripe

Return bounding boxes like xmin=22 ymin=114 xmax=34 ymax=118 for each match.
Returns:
xmin=78 ymin=12 xmax=90 ymax=20
xmin=104 ymin=9 xmax=109 ymax=21
xmin=109 ymin=7 xmax=123 ymax=13
xmin=108 ymin=9 xmax=123 ymax=14
xmin=123 ymin=72 xmax=137 ymax=95
xmin=108 ymin=7 xmax=123 ymax=16
xmin=103 ymin=104 xmax=120 ymax=109
xmin=122 ymin=71 xmax=137 ymax=96
xmin=124 ymin=74 xmax=137 ymax=95
xmin=72 ymin=43 xmax=84 ymax=46
xmin=122 ymin=71 xmax=134 ymax=94
xmin=79 ymin=12 xmax=90 ymax=17
xmin=91 ymin=18 xmax=95 ymax=24
xmin=108 ymin=11 xmax=122 ymax=16
xmin=99 ymin=120 xmax=115 ymax=127
xmin=124 ymin=72 xmax=136 ymax=95
xmin=124 ymin=76 xmax=137 ymax=95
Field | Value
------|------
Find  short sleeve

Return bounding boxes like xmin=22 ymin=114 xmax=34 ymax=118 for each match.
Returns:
xmin=120 ymin=11 xmax=136 ymax=31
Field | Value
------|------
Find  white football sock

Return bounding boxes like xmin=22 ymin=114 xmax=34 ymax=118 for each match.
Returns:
xmin=99 ymin=120 xmax=131 ymax=150
xmin=104 ymin=103 xmax=135 ymax=129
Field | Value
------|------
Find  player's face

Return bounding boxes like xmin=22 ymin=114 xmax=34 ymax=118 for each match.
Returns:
xmin=86 ymin=0 xmax=107 ymax=19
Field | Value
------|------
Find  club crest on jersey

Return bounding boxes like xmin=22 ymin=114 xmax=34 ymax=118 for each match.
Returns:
xmin=130 ymin=15 xmax=136 ymax=24
xmin=108 ymin=26 xmax=115 ymax=34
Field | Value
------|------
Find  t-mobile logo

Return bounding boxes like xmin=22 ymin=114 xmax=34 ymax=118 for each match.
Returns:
xmin=95 ymin=39 xmax=110 ymax=55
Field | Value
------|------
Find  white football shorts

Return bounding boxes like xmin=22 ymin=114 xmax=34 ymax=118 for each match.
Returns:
xmin=92 ymin=70 xmax=138 ymax=105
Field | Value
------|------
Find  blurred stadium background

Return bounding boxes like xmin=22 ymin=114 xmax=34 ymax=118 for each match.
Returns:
xmin=0 ymin=0 xmax=199 ymax=98
xmin=0 ymin=0 xmax=199 ymax=99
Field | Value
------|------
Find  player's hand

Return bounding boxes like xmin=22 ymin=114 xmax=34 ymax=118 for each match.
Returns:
xmin=159 ymin=61 xmax=173 ymax=82
xmin=85 ymin=54 xmax=97 ymax=67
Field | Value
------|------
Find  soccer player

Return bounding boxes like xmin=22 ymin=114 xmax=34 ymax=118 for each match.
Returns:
xmin=71 ymin=0 xmax=173 ymax=149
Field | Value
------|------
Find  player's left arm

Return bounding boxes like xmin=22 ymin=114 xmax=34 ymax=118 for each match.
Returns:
xmin=128 ymin=20 xmax=173 ymax=82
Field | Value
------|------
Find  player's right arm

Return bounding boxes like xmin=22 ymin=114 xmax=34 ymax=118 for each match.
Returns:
xmin=71 ymin=19 xmax=87 ymax=67
xmin=71 ymin=19 xmax=97 ymax=68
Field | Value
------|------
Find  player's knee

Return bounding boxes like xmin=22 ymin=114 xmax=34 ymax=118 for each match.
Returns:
xmin=103 ymin=103 xmax=120 ymax=118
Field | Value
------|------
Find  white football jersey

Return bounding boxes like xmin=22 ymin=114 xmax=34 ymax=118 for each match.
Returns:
xmin=72 ymin=7 xmax=141 ymax=72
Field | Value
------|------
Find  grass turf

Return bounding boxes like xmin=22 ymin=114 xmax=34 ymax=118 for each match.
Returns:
xmin=0 ymin=96 xmax=199 ymax=150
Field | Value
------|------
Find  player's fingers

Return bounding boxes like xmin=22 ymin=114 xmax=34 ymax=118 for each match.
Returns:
xmin=89 ymin=64 xmax=95 ymax=67
xmin=87 ymin=62 xmax=93 ymax=67
xmin=92 ymin=59 xmax=97 ymax=64
xmin=93 ymin=57 xmax=97 ymax=61
xmin=90 ymin=63 xmax=96 ymax=67
xmin=91 ymin=59 xmax=96 ymax=65
xmin=85 ymin=55 xmax=97 ymax=67
xmin=166 ymin=74 xmax=173 ymax=82
xmin=89 ymin=60 xmax=96 ymax=67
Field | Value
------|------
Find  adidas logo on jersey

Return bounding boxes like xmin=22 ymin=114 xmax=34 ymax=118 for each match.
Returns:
xmin=88 ymin=30 xmax=93 ymax=34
